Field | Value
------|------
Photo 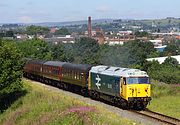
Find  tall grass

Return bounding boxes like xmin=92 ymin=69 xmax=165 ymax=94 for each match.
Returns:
xmin=0 ymin=80 xmax=136 ymax=125
xmin=148 ymin=80 xmax=180 ymax=119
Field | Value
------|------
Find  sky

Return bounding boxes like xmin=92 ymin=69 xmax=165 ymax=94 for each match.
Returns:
xmin=0 ymin=0 xmax=180 ymax=23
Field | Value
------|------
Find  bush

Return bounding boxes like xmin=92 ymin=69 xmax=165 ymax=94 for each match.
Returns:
xmin=0 ymin=40 xmax=24 ymax=100
xmin=143 ymin=59 xmax=180 ymax=84
xmin=16 ymin=39 xmax=52 ymax=60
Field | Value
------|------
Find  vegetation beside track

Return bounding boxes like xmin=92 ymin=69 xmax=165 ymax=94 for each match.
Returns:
xmin=0 ymin=79 xmax=137 ymax=125
xmin=147 ymin=80 xmax=180 ymax=119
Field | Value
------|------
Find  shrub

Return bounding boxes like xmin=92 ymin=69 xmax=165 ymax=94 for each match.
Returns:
xmin=0 ymin=40 xmax=24 ymax=100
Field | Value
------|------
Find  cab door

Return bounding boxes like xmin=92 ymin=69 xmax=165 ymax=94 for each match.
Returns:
xmin=114 ymin=78 xmax=120 ymax=96
xmin=120 ymin=77 xmax=127 ymax=100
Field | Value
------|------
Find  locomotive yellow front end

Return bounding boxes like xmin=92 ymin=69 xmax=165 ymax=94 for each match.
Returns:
xmin=120 ymin=70 xmax=151 ymax=109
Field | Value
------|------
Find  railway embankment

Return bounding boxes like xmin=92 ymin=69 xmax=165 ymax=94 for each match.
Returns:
xmin=0 ymin=79 xmax=137 ymax=125
xmin=147 ymin=80 xmax=180 ymax=119
xmin=0 ymin=79 xmax=179 ymax=125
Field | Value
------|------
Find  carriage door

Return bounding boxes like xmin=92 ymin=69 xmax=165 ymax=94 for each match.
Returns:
xmin=120 ymin=77 xmax=127 ymax=99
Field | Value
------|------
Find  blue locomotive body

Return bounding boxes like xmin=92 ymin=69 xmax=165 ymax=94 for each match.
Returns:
xmin=90 ymin=72 xmax=120 ymax=97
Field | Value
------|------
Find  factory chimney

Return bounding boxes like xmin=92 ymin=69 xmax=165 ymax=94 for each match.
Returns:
xmin=88 ymin=16 xmax=92 ymax=37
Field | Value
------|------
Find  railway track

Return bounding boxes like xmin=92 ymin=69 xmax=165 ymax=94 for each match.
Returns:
xmin=131 ymin=109 xmax=180 ymax=125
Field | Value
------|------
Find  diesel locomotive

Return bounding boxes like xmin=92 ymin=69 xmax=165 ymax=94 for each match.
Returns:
xmin=23 ymin=59 xmax=151 ymax=110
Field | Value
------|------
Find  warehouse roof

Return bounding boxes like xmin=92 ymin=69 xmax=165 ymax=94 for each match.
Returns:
xmin=146 ymin=55 xmax=180 ymax=64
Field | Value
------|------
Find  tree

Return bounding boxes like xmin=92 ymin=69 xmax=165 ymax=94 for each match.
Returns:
xmin=142 ymin=60 xmax=180 ymax=84
xmin=99 ymin=44 xmax=129 ymax=67
xmin=73 ymin=37 xmax=100 ymax=64
xmin=134 ymin=31 xmax=149 ymax=37
xmin=98 ymin=40 xmax=156 ymax=67
xmin=163 ymin=56 xmax=179 ymax=67
xmin=163 ymin=44 xmax=179 ymax=56
xmin=142 ymin=60 xmax=160 ymax=72
xmin=0 ymin=32 xmax=5 ymax=38
xmin=26 ymin=25 xmax=50 ymax=35
xmin=5 ymin=31 xmax=14 ymax=37
xmin=54 ymin=28 xmax=70 ymax=35
xmin=124 ymin=40 xmax=155 ymax=66
xmin=51 ymin=43 xmax=74 ymax=62
xmin=16 ymin=39 xmax=52 ymax=60
xmin=0 ymin=40 xmax=23 ymax=100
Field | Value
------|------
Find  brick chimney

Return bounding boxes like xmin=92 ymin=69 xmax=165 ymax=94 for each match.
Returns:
xmin=88 ymin=16 xmax=92 ymax=37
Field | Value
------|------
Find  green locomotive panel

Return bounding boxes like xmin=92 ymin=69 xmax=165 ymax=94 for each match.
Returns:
xmin=90 ymin=72 xmax=120 ymax=97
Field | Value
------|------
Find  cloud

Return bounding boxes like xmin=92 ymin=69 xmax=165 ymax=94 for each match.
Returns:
xmin=19 ymin=16 xmax=32 ymax=23
xmin=96 ymin=5 xmax=111 ymax=13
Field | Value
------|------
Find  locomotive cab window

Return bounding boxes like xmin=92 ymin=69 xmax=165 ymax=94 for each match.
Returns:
xmin=126 ymin=77 xmax=150 ymax=84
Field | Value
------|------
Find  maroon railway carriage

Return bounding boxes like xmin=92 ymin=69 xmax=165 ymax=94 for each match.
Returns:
xmin=23 ymin=59 xmax=92 ymax=95
xmin=23 ymin=59 xmax=45 ymax=80
xmin=42 ymin=61 xmax=66 ymax=86
xmin=61 ymin=63 xmax=92 ymax=94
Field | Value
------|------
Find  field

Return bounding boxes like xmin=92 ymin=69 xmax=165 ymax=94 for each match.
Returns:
xmin=147 ymin=80 xmax=180 ymax=119
xmin=140 ymin=18 xmax=180 ymax=26
xmin=0 ymin=79 xmax=137 ymax=125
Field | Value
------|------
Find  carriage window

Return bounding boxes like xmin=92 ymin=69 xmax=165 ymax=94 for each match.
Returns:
xmin=75 ymin=72 xmax=77 ymax=79
xmin=77 ymin=72 xmax=79 ymax=80
xmin=52 ymin=69 xmax=58 ymax=75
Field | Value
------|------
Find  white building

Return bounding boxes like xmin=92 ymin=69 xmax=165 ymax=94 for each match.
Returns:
xmin=146 ymin=55 xmax=180 ymax=64
xmin=107 ymin=41 xmax=124 ymax=46
xmin=44 ymin=35 xmax=75 ymax=44
xmin=149 ymin=39 xmax=163 ymax=47
xmin=117 ymin=30 xmax=132 ymax=36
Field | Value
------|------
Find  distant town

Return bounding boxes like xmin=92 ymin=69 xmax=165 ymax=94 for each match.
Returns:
xmin=1 ymin=17 xmax=180 ymax=53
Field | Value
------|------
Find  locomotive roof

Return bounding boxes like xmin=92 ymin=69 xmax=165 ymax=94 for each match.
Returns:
xmin=62 ymin=63 xmax=92 ymax=71
xmin=90 ymin=65 xmax=148 ymax=77
xmin=44 ymin=61 xmax=66 ymax=67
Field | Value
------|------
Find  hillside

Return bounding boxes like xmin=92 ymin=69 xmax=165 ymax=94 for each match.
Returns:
xmin=0 ymin=79 xmax=137 ymax=125
xmin=147 ymin=80 xmax=180 ymax=119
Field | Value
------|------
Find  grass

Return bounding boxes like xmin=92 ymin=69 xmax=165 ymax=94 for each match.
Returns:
xmin=0 ymin=79 xmax=137 ymax=125
xmin=147 ymin=80 xmax=180 ymax=119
